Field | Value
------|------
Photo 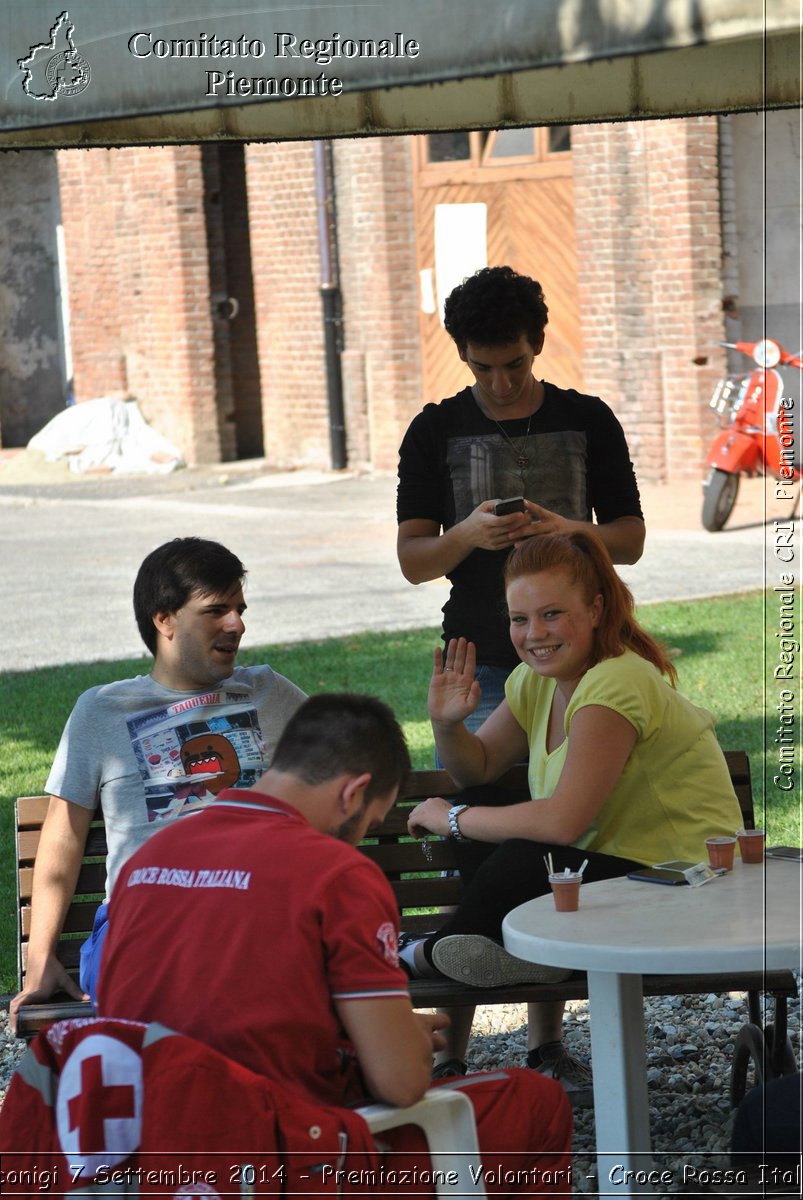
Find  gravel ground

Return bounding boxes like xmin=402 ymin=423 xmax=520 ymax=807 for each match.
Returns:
xmin=459 ymin=988 xmax=802 ymax=1195
xmin=2 ymin=982 xmax=799 ymax=1196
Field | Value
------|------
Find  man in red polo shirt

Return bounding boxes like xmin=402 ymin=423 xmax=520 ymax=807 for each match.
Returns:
xmin=97 ymin=693 xmax=572 ymax=1194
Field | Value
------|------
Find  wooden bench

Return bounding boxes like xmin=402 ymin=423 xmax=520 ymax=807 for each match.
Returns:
xmin=15 ymin=752 xmax=799 ymax=1090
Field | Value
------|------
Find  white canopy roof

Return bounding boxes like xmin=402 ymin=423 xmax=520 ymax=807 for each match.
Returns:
xmin=0 ymin=0 xmax=799 ymax=147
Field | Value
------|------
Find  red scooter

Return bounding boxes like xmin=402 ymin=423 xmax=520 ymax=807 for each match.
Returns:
xmin=702 ymin=338 xmax=802 ymax=531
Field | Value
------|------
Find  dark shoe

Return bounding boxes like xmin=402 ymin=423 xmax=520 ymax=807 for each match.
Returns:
xmin=431 ymin=1058 xmax=467 ymax=1080
xmin=431 ymin=934 xmax=572 ymax=988
xmin=528 ymin=1041 xmax=594 ymax=1109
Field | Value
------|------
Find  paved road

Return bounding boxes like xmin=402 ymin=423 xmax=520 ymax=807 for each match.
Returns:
xmin=0 ymin=467 xmax=784 ymax=673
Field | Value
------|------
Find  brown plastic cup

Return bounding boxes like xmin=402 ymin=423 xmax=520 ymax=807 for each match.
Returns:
xmin=549 ymin=872 xmax=582 ymax=912
xmin=705 ymin=836 xmax=737 ymax=871
xmin=737 ymin=829 xmax=765 ymax=864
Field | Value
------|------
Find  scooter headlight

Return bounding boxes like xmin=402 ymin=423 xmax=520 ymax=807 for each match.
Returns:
xmin=753 ymin=339 xmax=781 ymax=368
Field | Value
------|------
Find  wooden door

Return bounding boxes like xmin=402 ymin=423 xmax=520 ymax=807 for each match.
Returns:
xmin=412 ymin=128 xmax=583 ymax=404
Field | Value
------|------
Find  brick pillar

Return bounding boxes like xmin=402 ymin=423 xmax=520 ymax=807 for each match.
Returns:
xmin=334 ymin=136 xmax=421 ymax=472
xmin=572 ymin=118 xmax=727 ymax=484
xmin=245 ymin=141 xmax=330 ymax=468
xmin=647 ymin=118 xmax=727 ymax=481
xmin=57 ymin=145 xmax=222 ymax=464
xmin=56 ymin=149 xmax=128 ymax=400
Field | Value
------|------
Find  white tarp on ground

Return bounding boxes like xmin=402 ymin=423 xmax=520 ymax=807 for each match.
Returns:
xmin=28 ymin=397 xmax=184 ymax=475
xmin=0 ymin=0 xmax=799 ymax=147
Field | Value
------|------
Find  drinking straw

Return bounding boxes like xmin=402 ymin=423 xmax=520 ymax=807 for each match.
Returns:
xmin=578 ymin=859 xmax=589 ymax=876
xmin=543 ymin=856 xmax=551 ymax=873
xmin=547 ymin=852 xmax=555 ymax=874
xmin=564 ymin=866 xmax=570 ymax=877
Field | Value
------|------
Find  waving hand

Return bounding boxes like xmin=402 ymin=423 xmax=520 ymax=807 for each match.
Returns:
xmin=428 ymin=638 xmax=481 ymax=727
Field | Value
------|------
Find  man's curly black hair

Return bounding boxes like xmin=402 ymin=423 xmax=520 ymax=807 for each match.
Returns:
xmin=443 ymin=265 xmax=549 ymax=353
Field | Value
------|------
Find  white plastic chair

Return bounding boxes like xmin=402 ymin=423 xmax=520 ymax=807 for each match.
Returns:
xmin=358 ymin=1086 xmax=487 ymax=1198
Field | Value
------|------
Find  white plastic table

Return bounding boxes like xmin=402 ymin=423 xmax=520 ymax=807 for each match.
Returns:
xmin=503 ymin=859 xmax=801 ymax=1188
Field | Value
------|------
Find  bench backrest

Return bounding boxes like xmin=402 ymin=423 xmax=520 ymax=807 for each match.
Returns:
xmin=15 ymin=751 xmax=754 ymax=989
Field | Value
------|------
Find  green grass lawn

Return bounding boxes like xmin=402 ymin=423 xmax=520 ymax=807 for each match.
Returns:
xmin=1 ymin=589 xmax=798 ymax=995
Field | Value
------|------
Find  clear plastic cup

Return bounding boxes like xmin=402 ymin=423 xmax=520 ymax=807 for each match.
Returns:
xmin=548 ymin=872 xmax=582 ymax=912
xmin=705 ymin=836 xmax=737 ymax=871
xmin=737 ymin=829 xmax=765 ymax=864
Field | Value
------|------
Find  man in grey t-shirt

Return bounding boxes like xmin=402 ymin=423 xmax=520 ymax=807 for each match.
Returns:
xmin=10 ymin=537 xmax=306 ymax=1026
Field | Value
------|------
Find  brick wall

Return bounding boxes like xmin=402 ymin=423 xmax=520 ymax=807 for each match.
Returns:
xmin=58 ymin=145 xmax=222 ymax=464
xmin=243 ymin=136 xmax=421 ymax=473
xmin=57 ymin=150 xmax=128 ymax=400
xmin=572 ymin=118 xmax=727 ymax=483
xmin=335 ymin=136 xmax=421 ymax=472
xmin=245 ymin=140 xmax=330 ymax=468
xmin=57 ymin=122 xmax=727 ymax=481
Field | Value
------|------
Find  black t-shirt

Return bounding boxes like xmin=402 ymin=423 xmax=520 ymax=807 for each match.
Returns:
xmin=397 ymin=383 xmax=643 ymax=668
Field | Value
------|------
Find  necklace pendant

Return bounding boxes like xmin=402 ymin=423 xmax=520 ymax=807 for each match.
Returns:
xmin=517 ymin=456 xmax=529 ymax=470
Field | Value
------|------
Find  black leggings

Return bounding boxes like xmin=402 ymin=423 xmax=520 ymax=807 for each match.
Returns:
xmin=422 ymin=784 xmax=643 ymax=965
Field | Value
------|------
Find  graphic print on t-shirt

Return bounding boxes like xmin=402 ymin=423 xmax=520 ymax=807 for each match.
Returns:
xmin=126 ymin=690 xmax=267 ymax=822
xmin=446 ymin=430 xmax=588 ymax=522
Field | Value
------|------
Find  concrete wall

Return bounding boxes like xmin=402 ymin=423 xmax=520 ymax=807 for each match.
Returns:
xmin=723 ymin=109 xmax=802 ymax=353
xmin=719 ymin=109 xmax=802 ymax=448
xmin=0 ymin=149 xmax=65 ymax=447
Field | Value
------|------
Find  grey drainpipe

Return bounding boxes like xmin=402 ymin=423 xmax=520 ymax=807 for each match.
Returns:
xmin=313 ymin=140 xmax=347 ymax=470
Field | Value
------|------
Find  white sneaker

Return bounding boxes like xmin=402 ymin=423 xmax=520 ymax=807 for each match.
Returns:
xmin=430 ymin=934 xmax=572 ymax=988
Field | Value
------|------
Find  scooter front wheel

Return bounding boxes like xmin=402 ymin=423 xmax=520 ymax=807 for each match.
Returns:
xmin=702 ymin=468 xmax=740 ymax=531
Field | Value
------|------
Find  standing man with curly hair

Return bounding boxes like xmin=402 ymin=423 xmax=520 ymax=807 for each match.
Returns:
xmin=398 ymin=265 xmax=645 ymax=724
xmin=396 ymin=265 xmax=645 ymax=1103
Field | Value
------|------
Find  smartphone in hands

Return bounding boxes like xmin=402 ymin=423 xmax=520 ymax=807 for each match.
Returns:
xmin=495 ymin=496 xmax=526 ymax=516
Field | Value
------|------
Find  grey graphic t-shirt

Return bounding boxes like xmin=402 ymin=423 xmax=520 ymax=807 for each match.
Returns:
xmin=47 ymin=665 xmax=306 ymax=899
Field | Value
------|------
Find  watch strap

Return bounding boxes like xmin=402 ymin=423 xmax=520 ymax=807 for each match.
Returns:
xmin=448 ymin=804 xmax=469 ymax=842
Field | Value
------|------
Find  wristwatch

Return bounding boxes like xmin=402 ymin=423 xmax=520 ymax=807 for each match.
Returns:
xmin=448 ymin=804 xmax=469 ymax=841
